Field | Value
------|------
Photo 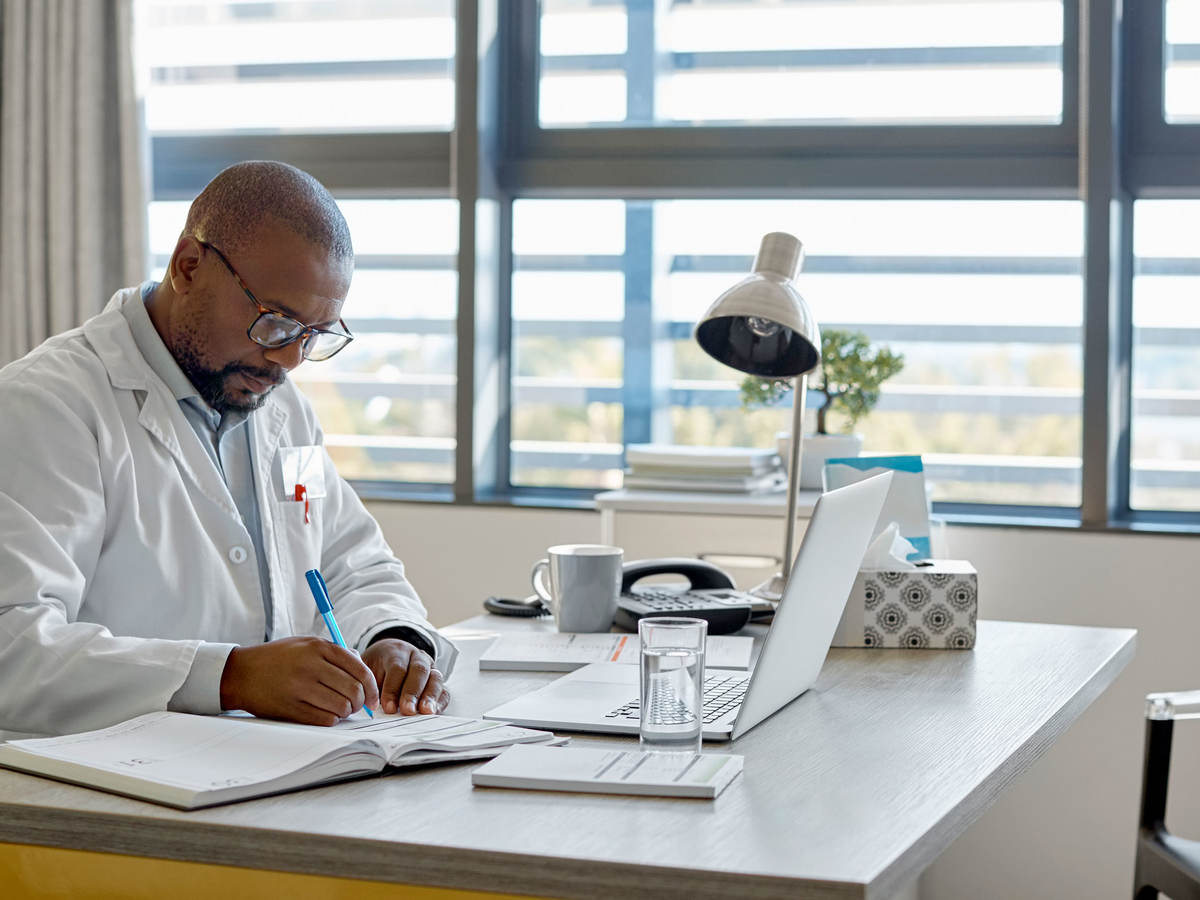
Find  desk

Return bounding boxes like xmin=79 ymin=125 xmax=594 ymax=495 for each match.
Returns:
xmin=0 ymin=617 xmax=1134 ymax=900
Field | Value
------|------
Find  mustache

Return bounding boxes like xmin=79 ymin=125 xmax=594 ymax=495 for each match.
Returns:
xmin=219 ymin=364 xmax=286 ymax=387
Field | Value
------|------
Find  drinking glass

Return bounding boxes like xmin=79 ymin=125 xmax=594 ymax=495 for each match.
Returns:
xmin=637 ymin=617 xmax=707 ymax=753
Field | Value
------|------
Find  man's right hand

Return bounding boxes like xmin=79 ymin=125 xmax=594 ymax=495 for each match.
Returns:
xmin=218 ymin=637 xmax=380 ymax=726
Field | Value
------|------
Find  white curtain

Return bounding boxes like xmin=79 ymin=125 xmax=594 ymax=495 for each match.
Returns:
xmin=0 ymin=0 xmax=147 ymax=368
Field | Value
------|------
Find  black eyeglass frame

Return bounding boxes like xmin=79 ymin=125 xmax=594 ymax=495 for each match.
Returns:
xmin=198 ymin=240 xmax=354 ymax=362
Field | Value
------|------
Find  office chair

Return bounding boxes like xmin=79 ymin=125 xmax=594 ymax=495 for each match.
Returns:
xmin=1134 ymin=690 xmax=1200 ymax=899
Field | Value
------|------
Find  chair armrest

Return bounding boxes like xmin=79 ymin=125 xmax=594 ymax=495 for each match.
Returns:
xmin=1147 ymin=690 xmax=1200 ymax=721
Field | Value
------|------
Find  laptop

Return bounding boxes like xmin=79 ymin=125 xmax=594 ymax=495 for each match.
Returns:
xmin=483 ymin=471 xmax=892 ymax=741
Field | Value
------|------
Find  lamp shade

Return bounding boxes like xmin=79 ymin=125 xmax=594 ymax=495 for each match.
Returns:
xmin=694 ymin=232 xmax=820 ymax=377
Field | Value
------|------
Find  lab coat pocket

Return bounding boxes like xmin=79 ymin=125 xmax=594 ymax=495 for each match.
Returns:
xmin=269 ymin=496 xmax=326 ymax=639
xmin=275 ymin=497 xmax=323 ymax=571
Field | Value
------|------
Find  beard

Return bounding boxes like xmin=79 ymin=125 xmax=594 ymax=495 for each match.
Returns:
xmin=181 ymin=360 xmax=285 ymax=414
xmin=173 ymin=336 xmax=284 ymax=414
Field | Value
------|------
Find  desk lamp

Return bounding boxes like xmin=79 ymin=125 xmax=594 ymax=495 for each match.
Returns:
xmin=694 ymin=232 xmax=820 ymax=600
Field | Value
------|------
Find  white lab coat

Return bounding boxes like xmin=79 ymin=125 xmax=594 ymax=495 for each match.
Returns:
xmin=0 ymin=286 xmax=457 ymax=739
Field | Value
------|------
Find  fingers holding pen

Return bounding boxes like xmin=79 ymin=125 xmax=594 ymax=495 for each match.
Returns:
xmin=320 ymin=642 xmax=380 ymax=713
xmin=219 ymin=636 xmax=377 ymax=724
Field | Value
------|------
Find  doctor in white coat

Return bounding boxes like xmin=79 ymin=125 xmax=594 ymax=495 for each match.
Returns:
xmin=0 ymin=162 xmax=457 ymax=739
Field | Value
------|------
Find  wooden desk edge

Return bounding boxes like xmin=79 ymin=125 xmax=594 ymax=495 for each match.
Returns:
xmin=865 ymin=627 xmax=1137 ymax=899
xmin=0 ymin=799 xmax=861 ymax=900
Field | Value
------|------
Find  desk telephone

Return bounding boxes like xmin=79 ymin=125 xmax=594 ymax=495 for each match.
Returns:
xmin=615 ymin=558 xmax=775 ymax=635
xmin=483 ymin=558 xmax=774 ymax=635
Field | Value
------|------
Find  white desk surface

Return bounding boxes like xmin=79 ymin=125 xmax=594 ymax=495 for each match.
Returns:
xmin=0 ymin=616 xmax=1134 ymax=900
xmin=595 ymin=488 xmax=821 ymax=518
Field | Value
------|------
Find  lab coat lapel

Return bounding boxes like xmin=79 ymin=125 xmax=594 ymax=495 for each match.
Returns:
xmin=255 ymin=398 xmax=289 ymax=491
xmin=254 ymin=396 xmax=291 ymax=637
xmin=134 ymin=390 xmax=241 ymax=520
xmin=84 ymin=290 xmax=241 ymax=521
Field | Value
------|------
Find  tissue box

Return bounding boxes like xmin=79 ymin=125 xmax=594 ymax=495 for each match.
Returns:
xmin=832 ymin=560 xmax=977 ymax=649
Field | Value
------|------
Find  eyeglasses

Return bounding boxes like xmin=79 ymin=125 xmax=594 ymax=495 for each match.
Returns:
xmin=199 ymin=241 xmax=354 ymax=362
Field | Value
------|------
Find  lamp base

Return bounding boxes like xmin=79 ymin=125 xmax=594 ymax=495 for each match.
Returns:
xmin=748 ymin=572 xmax=788 ymax=602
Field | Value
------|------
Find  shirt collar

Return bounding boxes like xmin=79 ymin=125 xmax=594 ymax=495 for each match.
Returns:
xmin=124 ymin=282 xmax=201 ymax=403
xmin=123 ymin=282 xmax=249 ymax=431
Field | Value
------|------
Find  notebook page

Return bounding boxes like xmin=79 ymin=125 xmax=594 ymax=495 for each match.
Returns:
xmin=328 ymin=713 xmax=554 ymax=762
xmin=4 ymin=711 xmax=369 ymax=793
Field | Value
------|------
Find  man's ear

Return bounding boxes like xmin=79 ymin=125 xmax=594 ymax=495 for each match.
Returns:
xmin=168 ymin=236 xmax=204 ymax=295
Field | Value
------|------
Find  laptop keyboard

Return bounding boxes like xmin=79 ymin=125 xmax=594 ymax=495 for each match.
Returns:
xmin=603 ymin=671 xmax=750 ymax=725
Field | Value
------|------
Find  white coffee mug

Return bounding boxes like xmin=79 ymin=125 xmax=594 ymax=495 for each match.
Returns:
xmin=531 ymin=544 xmax=623 ymax=633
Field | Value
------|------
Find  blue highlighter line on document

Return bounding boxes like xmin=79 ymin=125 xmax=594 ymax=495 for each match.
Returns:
xmin=305 ymin=568 xmax=374 ymax=718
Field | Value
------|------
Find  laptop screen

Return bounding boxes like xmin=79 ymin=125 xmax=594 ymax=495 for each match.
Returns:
xmin=730 ymin=472 xmax=892 ymax=740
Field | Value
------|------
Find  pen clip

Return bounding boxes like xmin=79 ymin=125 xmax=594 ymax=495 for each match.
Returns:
xmin=304 ymin=569 xmax=333 ymax=614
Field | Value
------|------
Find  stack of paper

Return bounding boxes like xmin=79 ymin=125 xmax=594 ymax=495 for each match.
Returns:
xmin=622 ymin=444 xmax=785 ymax=493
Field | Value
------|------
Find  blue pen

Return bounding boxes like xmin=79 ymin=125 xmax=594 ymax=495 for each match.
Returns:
xmin=305 ymin=568 xmax=374 ymax=718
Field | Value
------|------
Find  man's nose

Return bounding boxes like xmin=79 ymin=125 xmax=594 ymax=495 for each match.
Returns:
xmin=265 ymin=339 xmax=305 ymax=371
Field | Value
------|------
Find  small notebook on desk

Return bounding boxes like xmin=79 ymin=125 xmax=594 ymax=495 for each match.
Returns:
xmin=472 ymin=744 xmax=743 ymax=799
xmin=0 ymin=711 xmax=558 ymax=809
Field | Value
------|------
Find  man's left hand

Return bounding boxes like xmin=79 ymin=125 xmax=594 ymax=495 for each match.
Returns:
xmin=360 ymin=640 xmax=449 ymax=716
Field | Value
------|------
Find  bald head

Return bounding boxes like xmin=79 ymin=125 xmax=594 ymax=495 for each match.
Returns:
xmin=183 ymin=161 xmax=353 ymax=265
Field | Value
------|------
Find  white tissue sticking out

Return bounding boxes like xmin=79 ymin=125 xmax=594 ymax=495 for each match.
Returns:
xmin=860 ymin=522 xmax=919 ymax=571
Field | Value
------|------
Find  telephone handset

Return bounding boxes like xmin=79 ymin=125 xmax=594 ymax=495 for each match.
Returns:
xmin=620 ymin=558 xmax=736 ymax=593
xmin=615 ymin=558 xmax=774 ymax=635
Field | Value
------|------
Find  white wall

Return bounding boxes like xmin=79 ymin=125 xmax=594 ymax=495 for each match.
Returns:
xmin=367 ymin=500 xmax=1200 ymax=899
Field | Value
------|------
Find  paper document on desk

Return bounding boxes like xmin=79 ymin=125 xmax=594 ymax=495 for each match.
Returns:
xmin=472 ymin=744 xmax=743 ymax=799
xmin=479 ymin=632 xmax=753 ymax=672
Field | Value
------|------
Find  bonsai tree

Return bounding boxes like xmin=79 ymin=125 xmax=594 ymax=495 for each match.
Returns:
xmin=739 ymin=329 xmax=904 ymax=434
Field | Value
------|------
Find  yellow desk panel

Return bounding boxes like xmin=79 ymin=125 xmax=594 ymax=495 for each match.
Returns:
xmin=1 ymin=843 xmax=539 ymax=900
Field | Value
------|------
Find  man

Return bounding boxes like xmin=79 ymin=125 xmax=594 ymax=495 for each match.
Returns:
xmin=0 ymin=161 xmax=457 ymax=739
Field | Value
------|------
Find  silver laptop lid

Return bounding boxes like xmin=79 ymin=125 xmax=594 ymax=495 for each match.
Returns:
xmin=730 ymin=472 xmax=892 ymax=740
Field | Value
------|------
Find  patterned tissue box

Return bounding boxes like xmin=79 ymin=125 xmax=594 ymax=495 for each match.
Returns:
xmin=831 ymin=560 xmax=978 ymax=650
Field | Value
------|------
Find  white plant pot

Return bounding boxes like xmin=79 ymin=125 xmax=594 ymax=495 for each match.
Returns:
xmin=777 ymin=432 xmax=865 ymax=490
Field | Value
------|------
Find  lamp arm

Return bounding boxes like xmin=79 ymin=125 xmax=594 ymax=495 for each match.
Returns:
xmin=781 ymin=373 xmax=808 ymax=582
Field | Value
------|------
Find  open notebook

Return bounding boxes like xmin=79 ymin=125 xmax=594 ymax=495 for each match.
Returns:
xmin=0 ymin=710 xmax=558 ymax=809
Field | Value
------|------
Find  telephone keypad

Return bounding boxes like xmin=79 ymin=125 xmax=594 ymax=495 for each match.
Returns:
xmin=614 ymin=586 xmax=767 ymax=635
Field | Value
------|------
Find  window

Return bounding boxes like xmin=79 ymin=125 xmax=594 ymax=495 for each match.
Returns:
xmin=511 ymin=0 xmax=1083 ymax=512
xmin=1131 ymin=200 xmax=1200 ymax=513
xmin=1126 ymin=3 xmax=1200 ymax=521
xmin=138 ymin=0 xmax=457 ymax=488
xmin=140 ymin=0 xmax=455 ymax=133
xmin=138 ymin=1 xmax=1200 ymax=530
xmin=1165 ymin=0 xmax=1200 ymax=124
xmin=511 ymin=198 xmax=1083 ymax=506
xmin=540 ymin=0 xmax=1064 ymax=126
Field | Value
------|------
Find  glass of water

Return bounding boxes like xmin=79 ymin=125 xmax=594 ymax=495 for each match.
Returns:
xmin=637 ymin=617 xmax=707 ymax=754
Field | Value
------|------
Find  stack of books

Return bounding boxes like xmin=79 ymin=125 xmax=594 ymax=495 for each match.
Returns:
xmin=622 ymin=444 xmax=786 ymax=493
